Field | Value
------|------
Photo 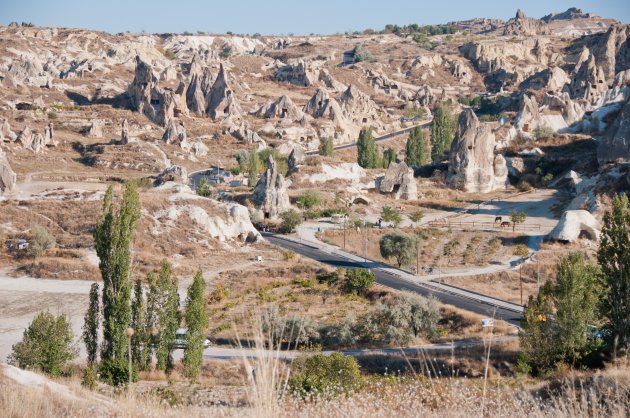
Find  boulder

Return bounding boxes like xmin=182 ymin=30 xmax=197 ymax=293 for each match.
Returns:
xmin=251 ymin=155 xmax=291 ymax=219
xmin=155 ymin=165 xmax=188 ymax=186
xmin=44 ymin=123 xmax=55 ymax=146
xmin=274 ymin=59 xmax=314 ymax=87
xmin=191 ymin=141 xmax=209 ymax=157
xmin=447 ymin=109 xmax=508 ymax=192
xmin=121 ymin=119 xmax=130 ymax=144
xmin=378 ymin=161 xmax=417 ymax=200
xmin=0 ymin=148 xmax=17 ymax=193
xmin=288 ymin=146 xmax=305 ymax=171
xmin=252 ymin=95 xmax=305 ymax=120
xmin=514 ymin=93 xmax=540 ymax=133
xmin=598 ymin=99 xmax=630 ymax=164
xmin=17 ymin=126 xmax=33 ymax=149
xmin=162 ymin=118 xmax=187 ymax=147
xmin=548 ymin=210 xmax=600 ymax=242
xmin=0 ymin=119 xmax=16 ymax=142
xmin=87 ymin=120 xmax=103 ymax=138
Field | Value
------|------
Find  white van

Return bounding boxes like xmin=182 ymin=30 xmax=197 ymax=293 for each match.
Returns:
xmin=173 ymin=328 xmax=211 ymax=349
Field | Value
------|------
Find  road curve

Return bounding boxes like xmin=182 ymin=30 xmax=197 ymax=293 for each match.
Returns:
xmin=262 ymin=233 xmax=523 ymax=327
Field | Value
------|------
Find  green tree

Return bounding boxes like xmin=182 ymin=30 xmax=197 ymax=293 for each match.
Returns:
xmin=405 ymin=126 xmax=426 ymax=166
xmin=379 ymin=232 xmax=415 ymax=267
xmin=297 ymin=190 xmax=321 ymax=210
xmin=552 ymin=253 xmax=601 ymax=364
xmin=27 ymin=225 xmax=56 ymax=259
xmin=247 ymin=147 xmax=260 ymax=188
xmin=598 ymin=194 xmax=630 ymax=354
xmin=381 ymin=206 xmax=402 ymax=227
xmin=95 ymin=182 xmax=141 ymax=363
xmin=83 ymin=283 xmax=100 ymax=367
xmin=9 ymin=312 xmax=77 ymax=376
xmin=235 ymin=149 xmax=250 ymax=173
xmin=510 ymin=210 xmax=527 ymax=232
xmin=279 ymin=209 xmax=303 ymax=233
xmin=130 ymin=279 xmax=148 ymax=371
xmin=520 ymin=284 xmax=556 ymax=374
xmin=153 ymin=260 xmax=180 ymax=374
xmin=183 ymin=269 xmax=209 ymax=382
xmin=520 ymin=253 xmax=601 ymax=373
xmin=430 ymin=103 xmax=454 ymax=163
xmin=382 ymin=147 xmax=396 ymax=168
xmin=409 ymin=210 xmax=424 ymax=225
xmin=196 ymin=178 xmax=210 ymax=197
xmin=342 ymin=268 xmax=376 ymax=295
xmin=357 ymin=127 xmax=379 ymax=169
xmin=319 ymin=137 xmax=334 ymax=157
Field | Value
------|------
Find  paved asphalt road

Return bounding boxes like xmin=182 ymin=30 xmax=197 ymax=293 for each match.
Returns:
xmin=263 ymin=233 xmax=523 ymax=327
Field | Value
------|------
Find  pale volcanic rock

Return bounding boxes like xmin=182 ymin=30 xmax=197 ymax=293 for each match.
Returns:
xmin=447 ymin=109 xmax=507 ymax=192
xmin=378 ymin=161 xmax=417 ymax=200
xmin=185 ymin=54 xmax=213 ymax=116
xmin=252 ymin=95 xmax=305 ymax=121
xmin=162 ymin=118 xmax=187 ymax=147
xmin=206 ymin=64 xmax=243 ymax=121
xmin=0 ymin=147 xmax=17 ymax=193
xmin=598 ymin=99 xmax=630 ymax=164
xmin=548 ymin=210 xmax=600 ymax=242
xmin=251 ymin=155 xmax=291 ymax=219
xmin=503 ymin=9 xmax=549 ymax=36
xmin=274 ymin=59 xmax=314 ymax=87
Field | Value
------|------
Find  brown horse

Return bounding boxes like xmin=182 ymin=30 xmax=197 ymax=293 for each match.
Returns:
xmin=501 ymin=221 xmax=511 ymax=228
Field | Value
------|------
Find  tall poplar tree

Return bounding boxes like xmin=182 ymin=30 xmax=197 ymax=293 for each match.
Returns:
xmin=405 ymin=126 xmax=426 ymax=166
xmin=183 ymin=269 xmax=209 ymax=382
xmin=430 ymin=103 xmax=454 ymax=163
xmin=357 ymin=127 xmax=379 ymax=169
xmin=83 ymin=283 xmax=100 ymax=366
xmin=154 ymin=260 xmax=180 ymax=373
xmin=95 ymin=182 xmax=141 ymax=363
xmin=598 ymin=194 xmax=630 ymax=354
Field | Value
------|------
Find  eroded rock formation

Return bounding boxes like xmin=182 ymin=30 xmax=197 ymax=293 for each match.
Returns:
xmin=447 ymin=109 xmax=507 ymax=192
xmin=598 ymin=99 xmax=630 ymax=164
xmin=0 ymin=148 xmax=17 ymax=193
xmin=252 ymin=155 xmax=291 ymax=219
xmin=378 ymin=161 xmax=417 ymax=200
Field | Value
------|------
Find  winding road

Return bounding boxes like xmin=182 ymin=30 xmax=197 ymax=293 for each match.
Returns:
xmin=262 ymin=233 xmax=524 ymax=327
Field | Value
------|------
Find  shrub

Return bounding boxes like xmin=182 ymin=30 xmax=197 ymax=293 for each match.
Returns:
xmin=517 ymin=180 xmax=533 ymax=192
xmin=297 ymin=190 xmax=321 ymax=210
xmin=27 ymin=226 xmax=55 ymax=259
xmin=409 ymin=210 xmax=424 ymax=224
xmin=283 ymin=250 xmax=296 ymax=261
xmin=381 ymin=206 xmax=402 ymax=227
xmin=355 ymin=293 xmax=440 ymax=344
xmin=533 ymin=125 xmax=554 ymax=140
xmin=81 ymin=366 xmax=98 ymax=390
xmin=319 ymin=137 xmax=334 ymax=157
xmin=209 ymin=283 xmax=229 ymax=303
xmin=9 ymin=312 xmax=77 ymax=376
xmin=289 ymin=352 xmax=363 ymax=397
xmin=279 ymin=210 xmax=303 ymax=233
xmin=320 ymin=319 xmax=357 ymax=347
xmin=342 ymin=268 xmax=375 ymax=296
xmin=352 ymin=45 xmax=375 ymax=62
xmin=99 ymin=358 xmax=137 ymax=386
xmin=196 ymin=178 xmax=211 ymax=197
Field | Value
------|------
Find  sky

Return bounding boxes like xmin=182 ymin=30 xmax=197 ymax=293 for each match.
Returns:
xmin=1 ymin=0 xmax=628 ymax=35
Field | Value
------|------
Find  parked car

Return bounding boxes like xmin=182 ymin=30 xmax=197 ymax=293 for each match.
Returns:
xmin=173 ymin=328 xmax=211 ymax=349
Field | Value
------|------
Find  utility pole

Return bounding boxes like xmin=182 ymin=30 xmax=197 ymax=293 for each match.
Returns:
xmin=343 ymin=217 xmax=346 ymax=250
xmin=364 ymin=220 xmax=368 ymax=263
xmin=416 ymin=235 xmax=420 ymax=276
xmin=520 ymin=264 xmax=523 ymax=306
xmin=126 ymin=327 xmax=134 ymax=387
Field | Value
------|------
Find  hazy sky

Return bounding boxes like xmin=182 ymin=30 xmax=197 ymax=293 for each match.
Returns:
xmin=2 ymin=0 xmax=628 ymax=35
